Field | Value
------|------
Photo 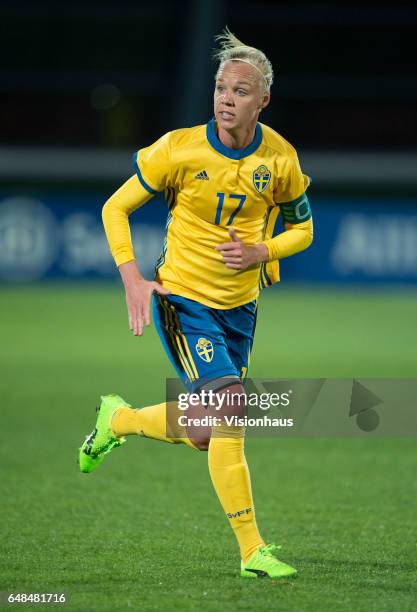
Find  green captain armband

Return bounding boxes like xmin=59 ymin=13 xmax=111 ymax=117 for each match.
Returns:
xmin=279 ymin=192 xmax=312 ymax=224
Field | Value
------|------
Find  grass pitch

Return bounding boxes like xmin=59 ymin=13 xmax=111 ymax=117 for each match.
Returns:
xmin=1 ymin=283 xmax=416 ymax=611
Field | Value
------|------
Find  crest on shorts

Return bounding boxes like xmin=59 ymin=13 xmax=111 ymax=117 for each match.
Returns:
xmin=253 ymin=164 xmax=271 ymax=193
xmin=195 ymin=337 xmax=214 ymax=363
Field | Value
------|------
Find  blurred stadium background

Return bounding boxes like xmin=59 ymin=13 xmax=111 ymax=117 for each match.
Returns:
xmin=1 ymin=0 xmax=416 ymax=286
xmin=1 ymin=2 xmax=416 ymax=610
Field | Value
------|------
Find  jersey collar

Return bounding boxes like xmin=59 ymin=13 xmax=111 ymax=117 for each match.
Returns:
xmin=206 ymin=118 xmax=263 ymax=160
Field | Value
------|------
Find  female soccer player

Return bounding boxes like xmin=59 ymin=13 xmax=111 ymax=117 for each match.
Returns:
xmin=79 ymin=28 xmax=313 ymax=579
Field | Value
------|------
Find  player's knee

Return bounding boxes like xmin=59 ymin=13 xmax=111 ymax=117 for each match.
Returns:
xmin=190 ymin=436 xmax=210 ymax=451
xmin=214 ymin=382 xmax=246 ymax=418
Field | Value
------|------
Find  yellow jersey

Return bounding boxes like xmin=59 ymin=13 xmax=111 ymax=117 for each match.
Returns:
xmin=129 ymin=119 xmax=311 ymax=309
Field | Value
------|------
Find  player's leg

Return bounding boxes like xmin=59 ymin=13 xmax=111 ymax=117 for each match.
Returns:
xmin=207 ymin=381 xmax=297 ymax=579
xmin=78 ymin=293 xmax=219 ymax=473
xmin=78 ymin=393 xmax=205 ymax=473
xmin=206 ymin=380 xmax=264 ymax=559
xmin=206 ymin=302 xmax=297 ymax=578
xmin=110 ymin=399 xmax=208 ymax=446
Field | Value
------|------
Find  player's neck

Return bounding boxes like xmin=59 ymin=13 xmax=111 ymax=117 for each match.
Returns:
xmin=216 ymin=122 xmax=257 ymax=150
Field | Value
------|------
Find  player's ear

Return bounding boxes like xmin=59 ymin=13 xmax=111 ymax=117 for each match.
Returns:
xmin=260 ymin=91 xmax=270 ymax=110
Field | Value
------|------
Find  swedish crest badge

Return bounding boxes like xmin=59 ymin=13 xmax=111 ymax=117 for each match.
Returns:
xmin=195 ymin=337 xmax=214 ymax=363
xmin=253 ymin=165 xmax=271 ymax=193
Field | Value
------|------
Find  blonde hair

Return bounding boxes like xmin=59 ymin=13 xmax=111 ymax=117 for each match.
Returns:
xmin=213 ymin=27 xmax=274 ymax=92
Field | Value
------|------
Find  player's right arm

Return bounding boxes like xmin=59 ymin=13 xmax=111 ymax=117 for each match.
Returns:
xmin=102 ymin=174 xmax=169 ymax=337
xmin=118 ymin=259 xmax=169 ymax=337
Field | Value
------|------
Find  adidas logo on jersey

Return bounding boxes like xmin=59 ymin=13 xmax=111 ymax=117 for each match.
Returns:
xmin=195 ymin=170 xmax=209 ymax=180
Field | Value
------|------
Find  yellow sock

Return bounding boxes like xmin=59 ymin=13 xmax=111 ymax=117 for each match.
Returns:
xmin=208 ymin=424 xmax=265 ymax=563
xmin=111 ymin=402 xmax=197 ymax=449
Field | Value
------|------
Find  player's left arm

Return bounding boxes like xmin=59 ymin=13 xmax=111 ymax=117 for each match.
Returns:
xmin=215 ymin=217 xmax=313 ymax=270
xmin=262 ymin=211 xmax=313 ymax=262
xmin=216 ymin=151 xmax=313 ymax=270
xmin=262 ymin=150 xmax=313 ymax=262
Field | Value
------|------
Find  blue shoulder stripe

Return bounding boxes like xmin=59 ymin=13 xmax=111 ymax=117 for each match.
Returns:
xmin=132 ymin=152 xmax=157 ymax=194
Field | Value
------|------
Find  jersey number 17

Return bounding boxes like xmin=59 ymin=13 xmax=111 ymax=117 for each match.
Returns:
xmin=214 ymin=193 xmax=246 ymax=226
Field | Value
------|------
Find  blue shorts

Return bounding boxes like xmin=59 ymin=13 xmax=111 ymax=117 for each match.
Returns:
xmin=152 ymin=294 xmax=257 ymax=392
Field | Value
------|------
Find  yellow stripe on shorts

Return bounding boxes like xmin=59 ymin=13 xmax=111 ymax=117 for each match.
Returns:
xmin=167 ymin=303 xmax=199 ymax=381
xmin=161 ymin=299 xmax=196 ymax=382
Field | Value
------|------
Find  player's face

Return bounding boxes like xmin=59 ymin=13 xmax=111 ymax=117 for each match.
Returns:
xmin=214 ymin=61 xmax=270 ymax=134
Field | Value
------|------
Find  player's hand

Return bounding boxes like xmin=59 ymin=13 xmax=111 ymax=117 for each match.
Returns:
xmin=215 ymin=228 xmax=269 ymax=270
xmin=119 ymin=261 xmax=170 ymax=336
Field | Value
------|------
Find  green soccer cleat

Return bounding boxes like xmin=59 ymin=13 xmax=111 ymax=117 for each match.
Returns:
xmin=78 ymin=394 xmax=130 ymax=473
xmin=240 ymin=544 xmax=297 ymax=579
